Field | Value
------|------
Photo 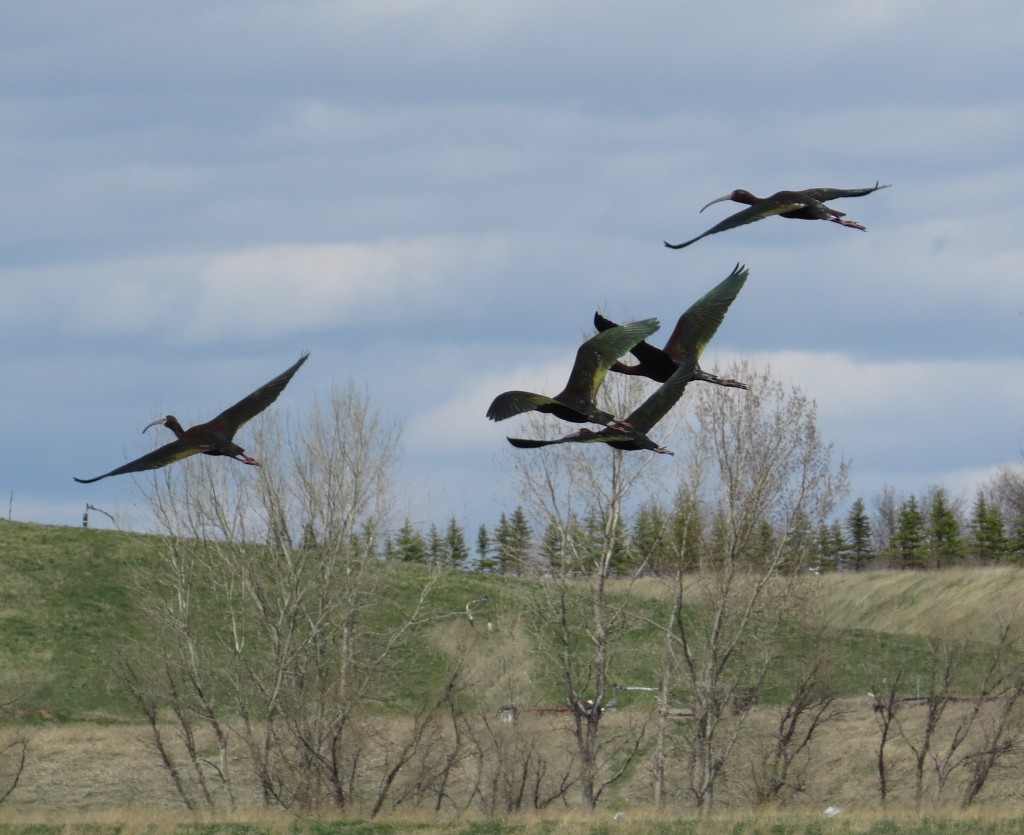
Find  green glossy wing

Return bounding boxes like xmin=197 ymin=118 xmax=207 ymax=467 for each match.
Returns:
xmin=663 ymin=263 xmax=748 ymax=362
xmin=622 ymin=355 xmax=699 ymax=434
xmin=800 ymin=182 xmax=891 ymax=202
xmin=213 ymin=352 xmax=310 ymax=436
xmin=487 ymin=391 xmax=558 ymax=422
xmin=74 ymin=440 xmax=202 ymax=483
xmin=506 ymin=435 xmax=569 ymax=449
xmin=557 ymin=317 xmax=660 ymax=402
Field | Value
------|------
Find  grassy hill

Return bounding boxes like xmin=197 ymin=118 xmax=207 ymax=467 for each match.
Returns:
xmin=3 ymin=519 xmax=1024 ymax=724
xmin=0 ymin=521 xmax=163 ymax=720
xmin=0 ymin=520 xmax=524 ymax=721
xmin=8 ymin=520 xmax=1024 ymax=826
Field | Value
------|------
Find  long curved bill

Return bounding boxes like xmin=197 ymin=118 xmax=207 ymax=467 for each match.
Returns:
xmin=700 ymin=194 xmax=734 ymax=213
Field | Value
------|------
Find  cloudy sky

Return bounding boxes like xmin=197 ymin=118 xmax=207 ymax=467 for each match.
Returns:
xmin=3 ymin=2 xmax=1022 ymax=533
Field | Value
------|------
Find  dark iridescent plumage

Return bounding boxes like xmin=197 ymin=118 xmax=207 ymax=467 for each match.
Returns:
xmin=506 ymin=355 xmax=700 ymax=455
xmin=486 ymin=319 xmax=659 ymax=426
xmin=595 ymin=263 xmax=749 ymax=389
xmin=74 ymin=353 xmax=309 ymax=483
xmin=664 ymin=182 xmax=890 ymax=249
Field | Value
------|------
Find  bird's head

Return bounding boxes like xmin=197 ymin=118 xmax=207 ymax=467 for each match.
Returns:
xmin=700 ymin=189 xmax=752 ymax=212
xmin=143 ymin=415 xmax=185 ymax=438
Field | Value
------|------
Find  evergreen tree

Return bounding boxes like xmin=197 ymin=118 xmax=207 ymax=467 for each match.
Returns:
xmin=605 ymin=513 xmax=634 ymax=576
xmin=753 ymin=520 xmax=779 ymax=569
xmin=394 ymin=518 xmax=427 ymax=562
xmin=632 ymin=504 xmax=671 ymax=575
xmin=475 ymin=523 xmax=495 ymax=572
xmin=427 ymin=523 xmax=443 ymax=565
xmin=493 ymin=512 xmax=510 ymax=572
xmin=816 ymin=520 xmax=848 ymax=571
xmin=495 ymin=506 xmax=532 ymax=574
xmin=895 ymin=495 xmax=926 ymax=568
xmin=667 ymin=490 xmax=703 ymax=572
xmin=706 ymin=511 xmax=731 ymax=570
xmin=444 ymin=517 xmax=469 ymax=567
xmin=928 ymin=487 xmax=962 ymax=565
xmin=845 ymin=497 xmax=873 ymax=570
xmin=778 ymin=508 xmax=815 ymax=573
xmin=509 ymin=506 xmax=532 ymax=571
xmin=970 ymin=492 xmax=1007 ymax=562
xmin=541 ymin=518 xmax=570 ymax=572
xmin=1011 ymin=513 xmax=1024 ymax=562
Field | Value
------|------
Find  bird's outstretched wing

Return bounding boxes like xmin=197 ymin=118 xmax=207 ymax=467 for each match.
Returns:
xmin=74 ymin=440 xmax=202 ymax=483
xmin=505 ymin=429 xmax=608 ymax=449
xmin=212 ymin=352 xmax=310 ymax=436
xmin=559 ymin=317 xmax=660 ymax=401
xmin=506 ymin=435 xmax=568 ymax=449
xmin=621 ymin=356 xmax=699 ymax=434
xmin=799 ymin=182 xmax=890 ymax=202
xmin=664 ymin=200 xmax=808 ymax=249
xmin=507 ymin=425 xmax=670 ymax=454
xmin=663 ymin=263 xmax=749 ymax=361
xmin=487 ymin=391 xmax=563 ymax=422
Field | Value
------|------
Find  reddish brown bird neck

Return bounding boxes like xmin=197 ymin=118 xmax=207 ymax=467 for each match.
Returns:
xmin=163 ymin=416 xmax=187 ymax=439
xmin=729 ymin=189 xmax=760 ymax=205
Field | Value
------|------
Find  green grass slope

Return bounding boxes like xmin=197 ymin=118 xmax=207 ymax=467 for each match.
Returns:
xmin=0 ymin=521 xmax=164 ymax=720
xmin=3 ymin=520 xmax=1024 ymax=723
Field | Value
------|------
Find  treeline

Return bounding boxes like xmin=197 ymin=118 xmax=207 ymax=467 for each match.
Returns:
xmin=384 ymin=461 xmax=1024 ymax=575
xmin=825 ymin=469 xmax=1024 ymax=570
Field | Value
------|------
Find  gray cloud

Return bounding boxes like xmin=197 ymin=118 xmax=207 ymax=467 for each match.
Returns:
xmin=4 ymin=1 xmax=1022 ymax=530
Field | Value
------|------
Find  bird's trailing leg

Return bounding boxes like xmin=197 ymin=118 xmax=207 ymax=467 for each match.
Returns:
xmin=829 ymin=217 xmax=867 ymax=230
xmin=238 ymin=455 xmax=261 ymax=466
xmin=695 ymin=370 xmax=749 ymax=390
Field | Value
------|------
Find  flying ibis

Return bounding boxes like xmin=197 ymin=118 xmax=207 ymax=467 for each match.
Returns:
xmin=74 ymin=352 xmax=309 ymax=483
xmin=664 ymin=182 xmax=890 ymax=249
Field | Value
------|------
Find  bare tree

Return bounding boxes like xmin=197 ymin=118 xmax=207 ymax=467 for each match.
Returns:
xmin=984 ymin=462 xmax=1024 ymax=554
xmin=927 ymin=615 xmax=1024 ymax=806
xmin=895 ymin=636 xmax=960 ymax=810
xmin=506 ymin=373 xmax=676 ymax=811
xmin=666 ymin=360 xmax=849 ymax=811
xmin=122 ymin=383 xmax=444 ymax=813
xmin=882 ymin=613 xmax=1024 ymax=809
xmin=960 ymin=681 xmax=1024 ymax=807
xmin=749 ymin=643 xmax=843 ymax=806
xmin=872 ymin=485 xmax=901 ymax=565
xmin=869 ymin=663 xmax=906 ymax=807
xmin=651 ymin=481 xmax=702 ymax=810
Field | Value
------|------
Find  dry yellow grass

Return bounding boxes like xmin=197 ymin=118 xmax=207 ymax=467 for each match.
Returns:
xmin=815 ymin=567 xmax=1024 ymax=638
xmin=6 ymin=695 xmax=1024 ymax=822
xmin=622 ymin=567 xmax=1024 ymax=641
